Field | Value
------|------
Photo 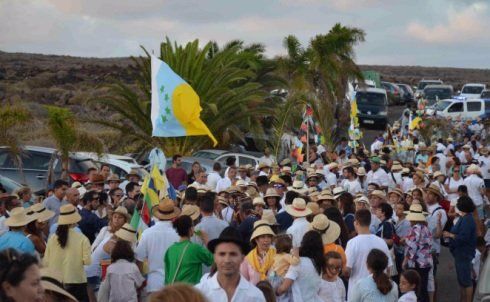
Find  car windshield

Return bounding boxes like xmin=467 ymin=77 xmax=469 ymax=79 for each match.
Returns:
xmin=356 ymin=92 xmax=386 ymax=106
xmin=0 ymin=176 xmax=21 ymax=193
xmin=435 ymin=100 xmax=452 ymax=111
xmin=462 ymin=86 xmax=484 ymax=94
xmin=424 ymin=88 xmax=452 ymax=100
xmin=418 ymin=81 xmax=441 ymax=90
xmin=482 ymin=91 xmax=490 ymax=99
xmin=192 ymin=151 xmax=221 ymax=160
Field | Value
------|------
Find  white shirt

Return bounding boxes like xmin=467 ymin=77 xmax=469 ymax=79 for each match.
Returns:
xmin=195 ymin=273 xmax=265 ymax=302
xmin=285 ymin=257 xmax=323 ymax=302
xmin=0 ymin=216 xmax=7 ymax=236
xmin=105 ymin=259 xmax=145 ymax=302
xmin=480 ymin=156 xmax=490 ymax=179
xmin=345 ymin=234 xmax=392 ymax=299
xmin=259 ymin=155 xmax=276 ymax=167
xmin=91 ymin=226 xmax=112 ymax=253
xmin=286 ymin=217 xmax=310 ymax=248
xmin=366 ymin=168 xmax=390 ymax=188
xmin=188 ymin=181 xmax=211 ymax=191
xmin=319 ymin=277 xmax=345 ymax=302
xmin=445 ymin=177 xmax=464 ymax=204
xmin=207 ymin=171 xmax=222 ymax=191
xmin=401 ymin=177 xmax=414 ymax=193
xmin=325 ymin=172 xmax=338 ymax=188
xmin=435 ymin=153 xmax=447 ymax=175
xmin=135 ymin=221 xmax=179 ymax=292
xmin=426 ymin=203 xmax=448 ymax=254
xmin=85 ymin=236 xmax=111 ymax=278
xmin=216 ymin=177 xmax=232 ymax=193
xmin=371 ymin=140 xmax=383 ymax=153
xmin=388 ymin=172 xmax=403 ymax=189
xmin=221 ymin=207 xmax=234 ymax=224
xmin=398 ymin=290 xmax=417 ymax=302
xmin=341 ymin=179 xmax=363 ymax=195
xmin=463 ymin=174 xmax=485 ymax=206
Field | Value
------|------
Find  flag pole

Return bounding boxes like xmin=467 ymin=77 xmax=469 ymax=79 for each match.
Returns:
xmin=306 ymin=107 xmax=310 ymax=165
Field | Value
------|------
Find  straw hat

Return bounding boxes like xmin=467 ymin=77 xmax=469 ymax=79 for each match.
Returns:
xmin=218 ymin=196 xmax=229 ymax=206
xmin=125 ymin=168 xmax=141 ymax=180
xmin=356 ymin=167 xmax=366 ymax=176
xmin=355 ymin=195 xmax=370 ymax=207
xmin=306 ymin=173 xmax=319 ymax=181
xmin=57 ymin=204 xmax=81 ymax=225
xmin=347 ymin=158 xmax=360 ymax=167
xmin=238 ymin=165 xmax=247 ymax=172
xmin=236 ymin=179 xmax=248 ymax=187
xmin=306 ymin=202 xmax=321 ymax=216
xmin=426 ymin=183 xmax=443 ymax=198
xmin=327 ymin=162 xmax=339 ymax=170
xmin=315 ymin=169 xmax=325 ymax=177
xmin=112 ymin=206 xmax=130 ymax=221
xmin=261 ymin=209 xmax=279 ymax=225
xmin=402 ymin=167 xmax=410 ymax=174
xmin=286 ymin=198 xmax=312 ymax=217
xmin=253 ymin=197 xmax=266 ymax=207
xmin=181 ymin=204 xmax=201 ymax=221
xmin=288 ymin=180 xmax=308 ymax=195
xmin=280 ymin=158 xmax=291 ymax=166
xmin=317 ymin=192 xmax=334 ymax=201
xmin=153 ymin=198 xmax=181 ymax=220
xmin=281 ymin=166 xmax=292 ymax=173
xmin=250 ymin=219 xmax=275 ymax=242
xmin=387 ymin=188 xmax=403 ymax=198
xmin=309 ymin=214 xmax=340 ymax=245
xmin=369 ymin=190 xmax=386 ymax=200
xmin=114 ymin=223 xmax=137 ymax=243
xmin=5 ymin=207 xmax=37 ymax=227
xmin=467 ymin=164 xmax=481 ymax=174
xmin=71 ymin=182 xmax=82 ymax=189
xmin=309 ymin=191 xmax=320 ymax=200
xmin=226 ymin=186 xmax=240 ymax=194
xmin=404 ymin=204 xmax=429 ymax=222
xmin=89 ymin=174 xmax=105 ymax=185
xmin=40 ymin=268 xmax=77 ymax=302
xmin=264 ymin=188 xmax=280 ymax=199
xmin=432 ymin=171 xmax=445 ymax=179
xmin=332 ymin=187 xmax=346 ymax=199
xmin=247 ymin=181 xmax=258 ymax=190
xmin=480 ymin=148 xmax=489 ymax=156
xmin=106 ymin=174 xmax=122 ymax=183
xmin=391 ymin=163 xmax=403 ymax=172
xmin=462 ymin=144 xmax=471 ymax=150
xmin=258 ymin=162 xmax=270 ymax=170
xmin=27 ymin=203 xmax=55 ymax=223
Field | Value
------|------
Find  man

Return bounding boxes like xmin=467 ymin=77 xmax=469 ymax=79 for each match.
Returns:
xmin=106 ymin=174 xmax=122 ymax=192
xmin=165 ymin=155 xmax=187 ymax=189
xmin=0 ymin=207 xmax=37 ymax=254
xmin=271 ymin=178 xmax=287 ymax=210
xmin=216 ymin=166 xmax=237 ymax=193
xmin=88 ymin=174 xmax=105 ymax=192
xmin=276 ymin=190 xmax=298 ymax=232
xmin=341 ymin=166 xmax=363 ymax=195
xmin=189 ymin=169 xmax=211 ymax=191
xmin=207 ymin=162 xmax=222 ymax=190
xmin=324 ymin=163 xmax=339 ymax=189
xmin=100 ymin=163 xmax=111 ymax=180
xmin=286 ymin=198 xmax=312 ymax=248
xmin=194 ymin=192 xmax=228 ymax=246
xmin=463 ymin=164 xmax=486 ymax=223
xmin=121 ymin=182 xmax=141 ymax=215
xmin=196 ymin=227 xmax=265 ymax=301
xmin=87 ymin=167 xmax=98 ymax=183
xmin=255 ymin=175 xmax=269 ymax=197
xmin=78 ymin=190 xmax=104 ymax=243
xmin=119 ymin=168 xmax=142 ymax=192
xmin=344 ymin=209 xmax=392 ymax=299
xmin=136 ymin=198 xmax=180 ymax=293
xmin=43 ymin=179 xmax=69 ymax=227
xmin=335 ymin=137 xmax=352 ymax=157
xmin=64 ymin=188 xmax=81 ymax=209
xmin=259 ymin=147 xmax=276 ymax=167
xmin=366 ymin=157 xmax=390 ymax=190
xmin=237 ymin=202 xmax=259 ymax=252
xmin=237 ymin=166 xmax=250 ymax=182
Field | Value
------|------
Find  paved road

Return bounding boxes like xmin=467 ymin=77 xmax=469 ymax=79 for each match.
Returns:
xmin=360 ymin=104 xmax=406 ymax=146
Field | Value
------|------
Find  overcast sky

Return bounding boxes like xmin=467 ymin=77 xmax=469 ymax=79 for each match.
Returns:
xmin=1 ymin=0 xmax=489 ymax=68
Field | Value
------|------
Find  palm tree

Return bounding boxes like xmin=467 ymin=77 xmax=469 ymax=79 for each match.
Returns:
xmin=89 ymin=37 xmax=284 ymax=155
xmin=45 ymin=106 xmax=103 ymax=180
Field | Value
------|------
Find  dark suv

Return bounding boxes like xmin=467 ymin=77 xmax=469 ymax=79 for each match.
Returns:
xmin=0 ymin=146 xmax=98 ymax=191
xmin=356 ymin=88 xmax=389 ymax=129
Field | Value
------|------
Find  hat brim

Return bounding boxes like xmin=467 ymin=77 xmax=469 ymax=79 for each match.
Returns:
xmin=36 ymin=210 xmax=55 ymax=223
xmin=153 ymin=206 xmax=181 ymax=220
xmin=5 ymin=214 xmax=38 ymax=227
xmin=404 ymin=212 xmax=428 ymax=222
xmin=250 ymin=226 xmax=275 ymax=242
xmin=311 ymin=221 xmax=341 ymax=244
xmin=286 ymin=205 xmax=312 ymax=217
xmin=125 ymin=173 xmax=140 ymax=180
xmin=207 ymin=238 xmax=248 ymax=254
xmin=58 ymin=211 xmax=82 ymax=225
xmin=426 ymin=188 xmax=443 ymax=198
xmin=288 ymin=187 xmax=308 ymax=195
xmin=41 ymin=280 xmax=77 ymax=302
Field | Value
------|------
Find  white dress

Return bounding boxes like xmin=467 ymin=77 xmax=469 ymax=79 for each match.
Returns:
xmin=285 ymin=257 xmax=323 ymax=302
xmin=318 ymin=277 xmax=346 ymax=302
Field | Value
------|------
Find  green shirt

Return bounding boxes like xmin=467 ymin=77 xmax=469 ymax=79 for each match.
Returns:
xmin=164 ymin=240 xmax=214 ymax=285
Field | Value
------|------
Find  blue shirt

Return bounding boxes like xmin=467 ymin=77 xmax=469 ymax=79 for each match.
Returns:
xmin=78 ymin=208 xmax=104 ymax=243
xmin=349 ymin=275 xmax=398 ymax=302
xmin=43 ymin=195 xmax=63 ymax=227
xmin=449 ymin=213 xmax=476 ymax=260
xmin=0 ymin=230 xmax=36 ymax=254
xmin=276 ymin=211 xmax=294 ymax=232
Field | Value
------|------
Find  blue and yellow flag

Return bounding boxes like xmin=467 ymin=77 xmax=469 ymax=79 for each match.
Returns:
xmin=151 ymin=55 xmax=217 ymax=146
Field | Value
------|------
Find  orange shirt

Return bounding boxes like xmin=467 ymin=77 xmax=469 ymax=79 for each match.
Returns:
xmin=323 ymin=243 xmax=347 ymax=270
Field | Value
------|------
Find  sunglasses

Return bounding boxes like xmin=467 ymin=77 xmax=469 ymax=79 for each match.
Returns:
xmin=114 ymin=194 xmax=123 ymax=197
xmin=327 ymin=264 xmax=342 ymax=271
xmin=273 ymin=184 xmax=285 ymax=188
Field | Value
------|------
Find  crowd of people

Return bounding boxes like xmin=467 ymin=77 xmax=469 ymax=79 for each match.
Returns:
xmin=0 ymin=122 xmax=490 ymax=302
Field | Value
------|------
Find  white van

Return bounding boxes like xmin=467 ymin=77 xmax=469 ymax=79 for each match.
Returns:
xmin=433 ymin=99 xmax=489 ymax=120
xmin=460 ymin=83 xmax=486 ymax=99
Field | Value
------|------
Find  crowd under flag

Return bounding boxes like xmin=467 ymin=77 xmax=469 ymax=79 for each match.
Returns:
xmin=150 ymin=55 xmax=218 ymax=146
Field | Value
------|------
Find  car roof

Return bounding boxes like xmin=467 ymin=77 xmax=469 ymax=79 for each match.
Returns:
xmin=424 ymin=84 xmax=453 ymax=89
xmin=195 ymin=149 xmax=229 ymax=155
xmin=463 ymin=83 xmax=486 ymax=87
xmin=419 ymin=79 xmax=442 ymax=82
xmin=0 ymin=146 xmax=93 ymax=160
xmin=356 ymin=87 xmax=387 ymax=94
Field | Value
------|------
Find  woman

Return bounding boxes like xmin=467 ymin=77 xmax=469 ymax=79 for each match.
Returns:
xmin=264 ymin=188 xmax=282 ymax=214
xmin=310 ymin=214 xmax=346 ymax=270
xmin=349 ymin=249 xmax=398 ymax=301
xmin=375 ymin=203 xmax=395 ymax=248
xmin=91 ymin=206 xmax=130 ymax=252
xmin=17 ymin=186 xmax=33 ymax=208
xmin=187 ymin=161 xmax=201 ymax=184
xmin=109 ymin=188 xmax=124 ymax=208
xmin=44 ymin=204 xmax=91 ymax=301
xmin=445 ymin=165 xmax=464 ymax=220
xmin=338 ymin=193 xmax=356 ymax=239
xmin=277 ymin=231 xmax=325 ymax=302
xmin=412 ymin=171 xmax=425 ymax=189
xmin=0 ymin=248 xmax=43 ymax=302
xmin=25 ymin=203 xmax=55 ymax=255
xmin=443 ymin=196 xmax=477 ymax=302
xmin=393 ymin=202 xmax=411 ymax=283
xmin=403 ymin=204 xmax=432 ymax=302
xmin=324 ymin=207 xmax=350 ymax=248
xmin=164 ymin=215 xmax=213 ymax=285
xmin=241 ymin=219 xmax=276 ymax=285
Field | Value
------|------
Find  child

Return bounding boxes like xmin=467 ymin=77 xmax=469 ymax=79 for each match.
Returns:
xmin=98 ymin=240 xmax=144 ymax=302
xmin=268 ymin=234 xmax=299 ymax=300
xmin=472 ymin=236 xmax=486 ymax=287
xmin=319 ymin=251 xmax=345 ymax=302
xmin=399 ymin=269 xmax=420 ymax=302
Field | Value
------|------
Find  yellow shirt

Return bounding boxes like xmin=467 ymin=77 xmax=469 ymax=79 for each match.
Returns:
xmin=43 ymin=228 xmax=91 ymax=284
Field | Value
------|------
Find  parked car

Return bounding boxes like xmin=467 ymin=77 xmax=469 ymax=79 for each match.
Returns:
xmin=77 ymin=152 xmax=147 ymax=180
xmin=430 ymin=98 xmax=489 ymax=120
xmin=0 ymin=146 xmax=98 ymax=191
xmin=355 ymin=88 xmax=388 ymax=129
xmin=415 ymin=79 xmax=443 ymax=98
xmin=396 ymin=83 xmax=414 ymax=103
xmin=165 ymin=157 xmax=216 ymax=175
xmin=460 ymin=83 xmax=486 ymax=99
xmin=192 ymin=150 xmax=261 ymax=167
xmin=423 ymin=84 xmax=453 ymax=106
xmin=381 ymin=81 xmax=403 ymax=105
xmin=481 ymin=89 xmax=490 ymax=99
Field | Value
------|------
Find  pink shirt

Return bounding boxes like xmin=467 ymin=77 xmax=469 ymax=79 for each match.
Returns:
xmin=240 ymin=259 xmax=261 ymax=285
